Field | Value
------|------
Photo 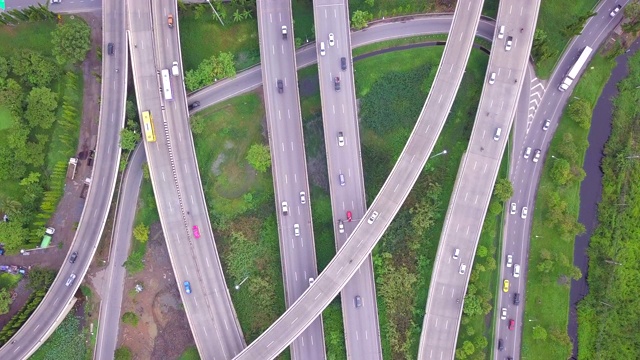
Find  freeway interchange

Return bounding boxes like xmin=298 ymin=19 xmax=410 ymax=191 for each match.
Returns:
xmin=0 ymin=0 xmax=623 ymax=359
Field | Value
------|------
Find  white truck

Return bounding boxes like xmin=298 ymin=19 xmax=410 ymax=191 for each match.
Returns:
xmin=559 ymin=46 xmax=593 ymax=91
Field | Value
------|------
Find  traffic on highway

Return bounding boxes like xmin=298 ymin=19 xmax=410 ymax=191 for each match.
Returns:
xmin=0 ymin=0 xmax=628 ymax=359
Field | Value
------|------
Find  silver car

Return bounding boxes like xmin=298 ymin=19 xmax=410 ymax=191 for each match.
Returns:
xmin=65 ymin=274 xmax=77 ymax=287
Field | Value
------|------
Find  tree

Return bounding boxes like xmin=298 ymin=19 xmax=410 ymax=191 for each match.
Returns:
xmin=0 ymin=288 xmax=11 ymax=314
xmin=568 ymin=98 xmax=592 ymax=129
xmin=532 ymin=325 xmax=548 ymax=340
xmin=476 ymin=245 xmax=488 ymax=258
xmin=232 ymin=9 xmax=242 ymax=22
xmin=493 ymin=178 xmax=513 ymax=202
xmin=114 ymin=347 xmax=133 ymax=360
xmin=119 ymin=128 xmax=141 ymax=151
xmin=9 ymin=49 xmax=58 ymax=87
xmin=474 ymin=335 xmax=488 ymax=350
xmin=563 ymin=12 xmax=597 ymax=36
xmin=246 ymin=144 xmax=271 ymax=173
xmin=409 ymin=197 xmax=437 ymax=236
xmin=569 ymin=265 xmax=583 ymax=280
xmin=537 ymin=259 xmax=554 ymax=273
xmin=351 ymin=10 xmax=372 ymax=30
xmin=0 ymin=56 xmax=8 ymax=86
xmin=51 ymin=20 xmax=92 ymax=65
xmin=531 ymin=29 xmax=554 ymax=63
xmin=121 ymin=311 xmax=139 ymax=326
xmin=0 ymin=221 xmax=28 ymax=253
xmin=133 ymin=223 xmax=149 ymax=243
xmin=550 ymin=159 xmax=572 ymax=185
xmin=27 ymin=267 xmax=57 ymax=291
xmin=462 ymin=340 xmax=475 ymax=356
xmin=25 ymin=87 xmax=58 ymax=130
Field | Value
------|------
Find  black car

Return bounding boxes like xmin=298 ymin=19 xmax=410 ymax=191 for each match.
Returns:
xmin=107 ymin=43 xmax=114 ymax=55
xmin=277 ymin=79 xmax=283 ymax=93
xmin=340 ymin=57 xmax=347 ymax=70
xmin=513 ymin=292 xmax=520 ymax=305
xmin=498 ymin=339 xmax=504 ymax=351
xmin=69 ymin=251 xmax=78 ymax=263
xmin=188 ymin=101 xmax=200 ymax=110
xmin=334 ymin=77 xmax=341 ymax=91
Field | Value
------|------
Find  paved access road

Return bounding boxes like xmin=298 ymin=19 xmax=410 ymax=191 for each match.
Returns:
xmin=497 ymin=0 xmax=627 ymax=358
xmin=234 ymin=0 xmax=485 ymax=357
xmin=312 ymin=1 xmax=382 ymax=359
xmin=0 ymin=1 xmax=127 ymax=359
xmin=256 ymin=1 xmax=325 ymax=359
xmin=94 ymin=145 xmax=144 ymax=359
xmin=418 ymin=0 xmax=541 ymax=356
xmin=128 ymin=1 xmax=245 ymax=358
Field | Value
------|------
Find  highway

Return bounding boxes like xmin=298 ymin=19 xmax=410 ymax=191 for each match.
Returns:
xmin=256 ymin=1 xmax=325 ymax=358
xmin=417 ymin=0 xmax=541 ymax=356
xmin=128 ymin=1 xmax=244 ymax=358
xmin=312 ymin=1 xmax=382 ymax=359
xmin=187 ymin=15 xmax=500 ymax=111
xmin=234 ymin=0 xmax=485 ymax=357
xmin=0 ymin=0 xmax=127 ymax=358
xmin=94 ymin=145 xmax=145 ymax=359
xmin=0 ymin=14 xmax=501 ymax=359
xmin=497 ymin=1 xmax=627 ymax=358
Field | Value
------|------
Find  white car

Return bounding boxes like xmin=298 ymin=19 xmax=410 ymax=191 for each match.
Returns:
xmin=501 ymin=308 xmax=507 ymax=320
xmin=300 ymin=191 xmax=306 ymax=204
xmin=338 ymin=132 xmax=345 ymax=147
xmin=294 ymin=224 xmax=300 ymax=237
xmin=309 ymin=277 xmax=315 ymax=286
xmin=521 ymin=206 xmax=528 ymax=219
xmin=453 ymin=248 xmax=460 ymax=260
xmin=514 ymin=264 xmax=521 ymax=278
xmin=510 ymin=202 xmax=517 ymax=215
xmin=507 ymin=254 xmax=513 ymax=268
xmin=610 ymin=5 xmax=622 ymax=17
xmin=489 ymin=72 xmax=496 ymax=85
xmin=367 ymin=211 xmax=379 ymax=224
xmin=505 ymin=36 xmax=513 ymax=51
xmin=459 ymin=263 xmax=467 ymax=275
xmin=171 ymin=61 xmax=179 ymax=76
xmin=329 ymin=33 xmax=335 ymax=46
xmin=338 ymin=220 xmax=344 ymax=234
xmin=524 ymin=147 xmax=532 ymax=159
xmin=281 ymin=201 xmax=288 ymax=215
xmin=533 ymin=149 xmax=541 ymax=163
xmin=543 ymin=119 xmax=551 ymax=131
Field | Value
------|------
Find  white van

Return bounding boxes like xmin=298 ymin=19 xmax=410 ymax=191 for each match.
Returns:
xmin=494 ymin=127 xmax=502 ymax=141
xmin=320 ymin=42 xmax=326 ymax=56
xmin=498 ymin=25 xmax=505 ymax=39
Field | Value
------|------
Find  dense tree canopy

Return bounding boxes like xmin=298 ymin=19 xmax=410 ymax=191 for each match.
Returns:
xmin=51 ymin=20 xmax=92 ymax=65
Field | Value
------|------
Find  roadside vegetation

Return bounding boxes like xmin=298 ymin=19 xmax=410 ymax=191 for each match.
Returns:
xmin=189 ymin=93 xmax=286 ymax=347
xmin=576 ymin=47 xmax=640 ymax=359
xmin=30 ymin=312 xmax=86 ymax=360
xmin=0 ymin=12 xmax=90 ymax=253
xmin=521 ymin=52 xmax=617 ymax=358
xmin=0 ymin=268 xmax=56 ymax=346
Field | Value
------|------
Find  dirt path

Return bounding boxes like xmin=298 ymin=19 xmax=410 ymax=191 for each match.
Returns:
xmin=117 ymin=223 xmax=195 ymax=359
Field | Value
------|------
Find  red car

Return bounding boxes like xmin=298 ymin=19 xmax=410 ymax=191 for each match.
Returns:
xmin=192 ymin=225 xmax=201 ymax=239
xmin=346 ymin=211 xmax=352 ymax=222
xmin=508 ymin=319 xmax=515 ymax=330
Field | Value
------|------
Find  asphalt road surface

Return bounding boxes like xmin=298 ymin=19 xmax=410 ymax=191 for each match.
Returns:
xmin=498 ymin=1 xmax=627 ymax=358
xmin=234 ymin=0 xmax=484 ymax=357
xmin=312 ymin=1 xmax=382 ymax=359
xmin=94 ymin=145 xmax=144 ymax=359
xmin=256 ymin=1 xmax=325 ymax=359
xmin=418 ymin=0 xmax=540 ymax=355
xmin=0 ymin=1 xmax=127 ymax=358
xmin=128 ymin=1 xmax=244 ymax=358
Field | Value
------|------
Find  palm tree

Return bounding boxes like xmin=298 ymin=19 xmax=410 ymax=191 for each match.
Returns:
xmin=232 ymin=9 xmax=242 ymax=23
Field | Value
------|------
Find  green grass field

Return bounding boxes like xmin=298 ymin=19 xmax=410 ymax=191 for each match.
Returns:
xmin=30 ymin=312 xmax=86 ymax=359
xmin=179 ymin=8 xmax=259 ymax=72
xmin=521 ymin=53 xmax=616 ymax=359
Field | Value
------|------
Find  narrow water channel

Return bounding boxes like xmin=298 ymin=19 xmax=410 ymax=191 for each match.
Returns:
xmin=568 ymin=37 xmax=640 ymax=358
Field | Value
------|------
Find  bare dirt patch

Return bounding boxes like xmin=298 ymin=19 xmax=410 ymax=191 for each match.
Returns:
xmin=117 ymin=223 xmax=194 ymax=359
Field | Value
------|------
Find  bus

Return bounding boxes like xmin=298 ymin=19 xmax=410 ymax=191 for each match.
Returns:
xmin=161 ymin=69 xmax=173 ymax=100
xmin=142 ymin=111 xmax=156 ymax=142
